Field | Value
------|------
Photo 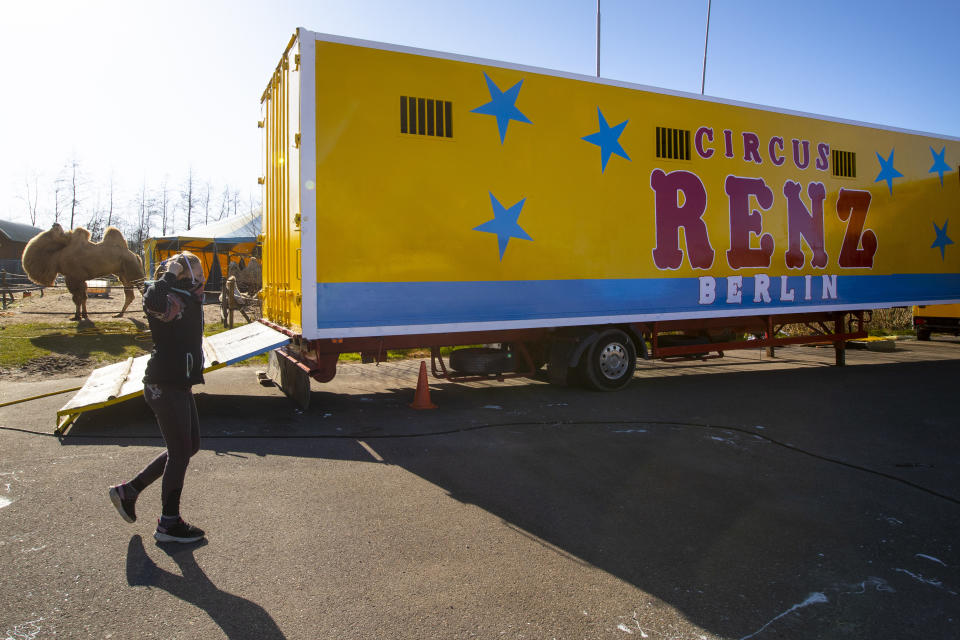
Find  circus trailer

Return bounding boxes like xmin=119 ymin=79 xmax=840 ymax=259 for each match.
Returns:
xmin=256 ymin=29 xmax=960 ymax=400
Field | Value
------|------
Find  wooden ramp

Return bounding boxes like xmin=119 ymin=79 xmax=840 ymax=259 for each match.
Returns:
xmin=55 ymin=322 xmax=290 ymax=435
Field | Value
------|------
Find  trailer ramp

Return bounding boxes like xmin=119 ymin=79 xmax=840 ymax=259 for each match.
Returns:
xmin=55 ymin=322 xmax=290 ymax=435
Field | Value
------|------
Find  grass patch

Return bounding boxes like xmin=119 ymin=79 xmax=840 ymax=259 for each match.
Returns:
xmin=246 ymin=353 xmax=270 ymax=365
xmin=337 ymin=345 xmax=479 ymax=362
xmin=0 ymin=320 xmax=294 ymax=371
xmin=867 ymin=328 xmax=915 ymax=337
xmin=337 ymin=349 xmax=429 ymax=362
xmin=0 ymin=321 xmax=152 ymax=369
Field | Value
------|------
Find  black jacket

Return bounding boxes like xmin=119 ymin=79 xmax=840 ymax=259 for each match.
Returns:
xmin=142 ymin=272 xmax=205 ymax=387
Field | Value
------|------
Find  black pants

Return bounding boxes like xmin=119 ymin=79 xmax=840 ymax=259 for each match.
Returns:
xmin=134 ymin=383 xmax=201 ymax=516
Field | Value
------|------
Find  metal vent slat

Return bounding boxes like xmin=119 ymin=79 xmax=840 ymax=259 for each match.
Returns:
xmin=435 ymin=99 xmax=444 ymax=137
xmin=408 ymin=97 xmax=416 ymax=135
xmin=400 ymin=96 xmax=453 ymax=138
xmin=655 ymin=126 xmax=691 ymax=160
xmin=832 ymin=149 xmax=856 ymax=178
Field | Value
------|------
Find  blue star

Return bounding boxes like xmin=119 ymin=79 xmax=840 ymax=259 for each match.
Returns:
xmin=931 ymin=219 xmax=954 ymax=260
xmin=473 ymin=192 xmax=532 ymax=260
xmin=581 ymin=108 xmax=630 ymax=172
xmin=929 ymin=146 xmax=951 ymax=186
xmin=874 ymin=148 xmax=904 ymax=194
xmin=470 ymin=72 xmax=531 ymax=144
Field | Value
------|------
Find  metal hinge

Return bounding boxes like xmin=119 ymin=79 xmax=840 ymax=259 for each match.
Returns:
xmin=294 ymin=133 xmax=301 ymax=148
xmin=294 ymin=213 xmax=301 ymax=227
xmin=257 ymin=177 xmax=265 ymax=185
xmin=294 ymin=54 xmax=300 ymax=70
xmin=257 ymin=234 xmax=265 ymax=243
xmin=257 ymin=120 xmax=264 ymax=129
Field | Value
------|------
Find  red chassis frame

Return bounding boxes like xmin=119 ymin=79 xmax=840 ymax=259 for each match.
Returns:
xmin=259 ymin=310 xmax=867 ymax=384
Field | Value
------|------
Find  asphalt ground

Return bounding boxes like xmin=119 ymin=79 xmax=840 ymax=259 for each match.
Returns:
xmin=1 ymin=338 xmax=959 ymax=639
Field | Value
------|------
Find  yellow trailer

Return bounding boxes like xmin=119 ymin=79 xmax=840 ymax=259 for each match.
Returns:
xmin=259 ymin=29 xmax=960 ymax=392
xmin=913 ymin=304 xmax=960 ymax=340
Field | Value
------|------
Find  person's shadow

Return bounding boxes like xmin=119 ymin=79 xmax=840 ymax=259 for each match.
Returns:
xmin=126 ymin=535 xmax=286 ymax=639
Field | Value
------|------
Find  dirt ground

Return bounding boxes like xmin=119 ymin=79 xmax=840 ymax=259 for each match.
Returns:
xmin=0 ymin=286 xmax=252 ymax=381
xmin=0 ymin=285 xmax=230 ymax=327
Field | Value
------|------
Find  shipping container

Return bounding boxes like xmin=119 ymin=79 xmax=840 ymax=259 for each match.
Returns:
xmin=259 ymin=29 xmax=960 ymax=396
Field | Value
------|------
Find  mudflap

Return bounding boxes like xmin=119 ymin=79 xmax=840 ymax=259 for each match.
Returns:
xmin=267 ymin=349 xmax=311 ymax=411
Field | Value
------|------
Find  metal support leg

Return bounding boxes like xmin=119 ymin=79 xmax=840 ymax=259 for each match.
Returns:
xmin=834 ymin=313 xmax=846 ymax=367
xmin=764 ymin=316 xmax=776 ymax=358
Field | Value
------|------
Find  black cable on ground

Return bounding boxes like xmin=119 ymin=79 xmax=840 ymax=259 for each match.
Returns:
xmin=1 ymin=418 xmax=957 ymax=507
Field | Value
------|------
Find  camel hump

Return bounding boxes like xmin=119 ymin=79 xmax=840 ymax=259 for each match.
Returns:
xmin=67 ymin=227 xmax=92 ymax=245
xmin=102 ymin=226 xmax=128 ymax=247
xmin=21 ymin=225 xmax=71 ymax=286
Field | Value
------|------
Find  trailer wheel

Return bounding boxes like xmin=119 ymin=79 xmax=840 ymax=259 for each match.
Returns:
xmin=581 ymin=329 xmax=636 ymax=391
xmin=449 ymin=347 xmax=517 ymax=375
xmin=917 ymin=328 xmax=931 ymax=341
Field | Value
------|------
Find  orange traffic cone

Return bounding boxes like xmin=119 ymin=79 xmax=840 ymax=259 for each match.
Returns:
xmin=410 ymin=360 xmax=437 ymax=410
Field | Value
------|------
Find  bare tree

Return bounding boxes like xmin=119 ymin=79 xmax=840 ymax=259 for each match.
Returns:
xmin=21 ymin=166 xmax=255 ymax=236
xmin=105 ymin=172 xmax=116 ymax=228
xmin=202 ymin=180 xmax=212 ymax=225
xmin=85 ymin=215 xmax=106 ymax=241
xmin=218 ymin=185 xmax=231 ymax=221
xmin=53 ymin=176 xmax=66 ymax=225
xmin=159 ymin=177 xmax=171 ymax=235
xmin=66 ymin=156 xmax=81 ymax=229
xmin=133 ymin=180 xmax=155 ymax=254
xmin=85 ymin=189 xmax=105 ymax=241
xmin=20 ymin=170 xmax=40 ymax=226
xmin=180 ymin=166 xmax=196 ymax=230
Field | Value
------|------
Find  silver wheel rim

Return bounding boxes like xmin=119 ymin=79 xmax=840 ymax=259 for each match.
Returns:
xmin=598 ymin=342 xmax=629 ymax=380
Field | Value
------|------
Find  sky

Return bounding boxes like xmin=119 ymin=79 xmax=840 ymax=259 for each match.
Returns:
xmin=2 ymin=0 xmax=958 ymax=230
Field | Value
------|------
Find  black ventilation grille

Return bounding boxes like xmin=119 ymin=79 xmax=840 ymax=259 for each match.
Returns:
xmin=832 ymin=149 xmax=856 ymax=178
xmin=655 ymin=127 xmax=690 ymax=160
xmin=400 ymin=96 xmax=453 ymax=137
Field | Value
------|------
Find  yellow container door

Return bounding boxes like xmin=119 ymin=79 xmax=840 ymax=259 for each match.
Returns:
xmin=260 ymin=34 xmax=302 ymax=331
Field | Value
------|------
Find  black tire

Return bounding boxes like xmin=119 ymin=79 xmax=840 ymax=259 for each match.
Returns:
xmin=580 ymin=329 xmax=637 ymax=391
xmin=917 ymin=329 xmax=932 ymax=341
xmin=449 ymin=347 xmax=517 ymax=375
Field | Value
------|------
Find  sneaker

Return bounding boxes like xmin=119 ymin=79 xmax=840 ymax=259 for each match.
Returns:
xmin=154 ymin=518 xmax=205 ymax=543
xmin=108 ymin=484 xmax=137 ymax=523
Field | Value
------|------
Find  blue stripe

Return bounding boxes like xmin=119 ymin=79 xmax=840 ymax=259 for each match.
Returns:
xmin=316 ymin=274 xmax=960 ymax=329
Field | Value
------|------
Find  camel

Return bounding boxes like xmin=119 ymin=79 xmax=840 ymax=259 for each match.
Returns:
xmin=220 ymin=274 xmax=259 ymax=328
xmin=22 ymin=224 xmax=145 ymax=321
xmin=227 ymin=257 xmax=262 ymax=294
